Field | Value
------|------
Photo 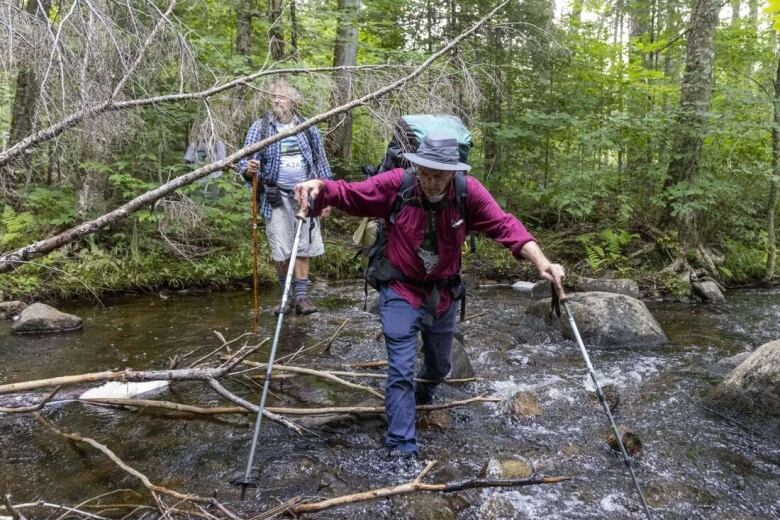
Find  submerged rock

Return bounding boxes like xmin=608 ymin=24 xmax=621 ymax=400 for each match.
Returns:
xmin=606 ymin=425 xmax=643 ymax=457
xmin=478 ymin=494 xmax=524 ymax=520
xmin=711 ymin=339 xmax=780 ymax=416
xmin=418 ymin=409 xmax=450 ymax=430
xmin=523 ymin=292 xmax=668 ymax=348
xmin=692 ymin=280 xmax=726 ymax=303
xmin=575 ymin=277 xmax=640 ymax=299
xmin=714 ymin=351 xmax=752 ymax=374
xmin=11 ymin=303 xmax=83 ymax=334
xmin=481 ymin=456 xmax=534 ymax=479
xmin=510 ymin=391 xmax=543 ymax=417
xmin=396 ymin=494 xmax=456 ymax=520
xmin=0 ymin=300 xmax=27 ymax=319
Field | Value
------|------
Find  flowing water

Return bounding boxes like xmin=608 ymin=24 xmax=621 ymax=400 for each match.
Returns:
xmin=1 ymin=284 xmax=778 ymax=519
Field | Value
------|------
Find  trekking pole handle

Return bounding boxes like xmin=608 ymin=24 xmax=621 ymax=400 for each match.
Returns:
xmin=295 ymin=193 xmax=315 ymax=220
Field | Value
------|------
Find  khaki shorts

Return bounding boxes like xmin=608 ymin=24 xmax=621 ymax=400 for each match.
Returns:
xmin=265 ymin=193 xmax=324 ymax=262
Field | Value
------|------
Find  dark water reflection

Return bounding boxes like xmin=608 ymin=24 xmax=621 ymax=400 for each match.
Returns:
xmin=1 ymin=285 xmax=778 ymax=519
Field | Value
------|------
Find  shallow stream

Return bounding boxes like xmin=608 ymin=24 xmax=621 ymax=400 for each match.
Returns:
xmin=1 ymin=284 xmax=778 ymax=518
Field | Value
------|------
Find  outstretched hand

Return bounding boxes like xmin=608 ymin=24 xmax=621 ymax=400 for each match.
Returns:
xmin=540 ymin=261 xmax=566 ymax=297
xmin=293 ymin=179 xmax=324 ymax=215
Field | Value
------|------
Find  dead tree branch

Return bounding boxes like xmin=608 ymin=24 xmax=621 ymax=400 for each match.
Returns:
xmin=0 ymin=341 xmax=266 ymax=394
xmin=0 ymin=64 xmax=411 ymax=168
xmin=79 ymin=394 xmax=499 ymax=417
xmin=36 ymin=416 xmax=243 ymax=520
xmin=288 ymin=460 xmax=569 ymax=514
xmin=0 ymin=0 xmax=511 ymax=274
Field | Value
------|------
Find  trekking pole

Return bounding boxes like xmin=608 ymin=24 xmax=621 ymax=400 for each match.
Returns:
xmin=251 ymin=174 xmax=260 ymax=335
xmin=551 ymin=284 xmax=653 ymax=520
xmin=232 ymin=205 xmax=308 ymax=500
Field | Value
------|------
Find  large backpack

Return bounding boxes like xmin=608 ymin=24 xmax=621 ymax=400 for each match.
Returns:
xmin=356 ymin=115 xmax=474 ymax=322
xmin=365 ymin=114 xmax=473 ymax=175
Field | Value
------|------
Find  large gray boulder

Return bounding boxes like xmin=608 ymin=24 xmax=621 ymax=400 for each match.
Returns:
xmin=523 ymin=292 xmax=667 ymax=348
xmin=575 ymin=277 xmax=640 ymax=299
xmin=711 ymin=340 xmax=780 ymax=415
xmin=0 ymin=300 xmax=27 ymax=319
xmin=692 ymin=280 xmax=726 ymax=303
xmin=11 ymin=303 xmax=83 ymax=334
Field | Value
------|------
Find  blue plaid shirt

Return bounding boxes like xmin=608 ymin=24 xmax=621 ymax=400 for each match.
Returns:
xmin=238 ymin=113 xmax=333 ymax=219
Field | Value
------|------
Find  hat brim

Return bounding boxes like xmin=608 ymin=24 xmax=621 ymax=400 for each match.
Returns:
xmin=403 ymin=152 xmax=471 ymax=172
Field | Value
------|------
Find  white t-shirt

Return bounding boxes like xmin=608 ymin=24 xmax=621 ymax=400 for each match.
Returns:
xmin=276 ymin=123 xmax=306 ymax=189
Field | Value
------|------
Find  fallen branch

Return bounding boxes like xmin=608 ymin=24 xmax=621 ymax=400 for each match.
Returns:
xmin=2 ymin=494 xmax=28 ymax=520
xmin=0 ymin=341 xmax=267 ymax=394
xmin=350 ymin=360 xmax=388 ymax=369
xmin=0 ymin=0 xmax=511 ymax=274
xmin=220 ymin=358 xmax=383 ymax=399
xmin=0 ymin=65 xmax=411 ymax=168
xmin=289 ymin=460 xmax=569 ymax=514
xmin=80 ymin=394 xmax=500 ymax=417
xmin=205 ymin=378 xmax=308 ymax=435
xmin=232 ymin=358 xmax=477 ymax=384
xmin=36 ymin=416 xmax=242 ymax=520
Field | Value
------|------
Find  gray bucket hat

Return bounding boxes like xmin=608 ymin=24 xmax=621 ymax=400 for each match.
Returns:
xmin=403 ymin=134 xmax=471 ymax=172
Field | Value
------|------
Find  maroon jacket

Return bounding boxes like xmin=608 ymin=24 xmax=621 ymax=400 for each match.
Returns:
xmin=317 ymin=168 xmax=536 ymax=314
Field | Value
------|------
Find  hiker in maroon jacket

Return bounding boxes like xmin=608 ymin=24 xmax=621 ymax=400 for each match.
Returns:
xmin=294 ymin=134 xmax=565 ymax=458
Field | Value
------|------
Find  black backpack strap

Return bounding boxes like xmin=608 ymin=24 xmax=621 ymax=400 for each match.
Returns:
xmin=390 ymin=168 xmax=417 ymax=223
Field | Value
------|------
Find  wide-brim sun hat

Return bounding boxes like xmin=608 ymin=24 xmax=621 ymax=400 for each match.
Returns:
xmin=403 ymin=134 xmax=471 ymax=172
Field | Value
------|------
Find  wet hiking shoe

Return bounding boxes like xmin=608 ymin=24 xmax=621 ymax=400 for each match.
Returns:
xmin=295 ymin=297 xmax=318 ymax=315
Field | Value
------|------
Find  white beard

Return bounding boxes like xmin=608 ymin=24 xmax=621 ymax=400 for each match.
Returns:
xmin=427 ymin=194 xmax=444 ymax=203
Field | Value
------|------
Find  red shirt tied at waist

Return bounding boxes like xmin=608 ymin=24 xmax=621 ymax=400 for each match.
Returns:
xmin=314 ymin=168 xmax=536 ymax=315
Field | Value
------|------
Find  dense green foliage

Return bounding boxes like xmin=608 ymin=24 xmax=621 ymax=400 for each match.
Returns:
xmin=0 ymin=0 xmax=778 ymax=299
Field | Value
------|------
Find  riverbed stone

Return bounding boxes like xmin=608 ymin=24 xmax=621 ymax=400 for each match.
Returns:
xmin=418 ymin=409 xmax=450 ymax=430
xmin=482 ymin=456 xmax=534 ymax=479
xmin=396 ymin=494 xmax=456 ymax=520
xmin=575 ymin=277 xmax=640 ymax=298
xmin=510 ymin=391 xmax=542 ymax=417
xmin=524 ymin=292 xmax=668 ymax=348
xmin=0 ymin=300 xmax=27 ymax=319
xmin=711 ymin=339 xmax=780 ymax=415
xmin=693 ymin=280 xmax=726 ymax=303
xmin=607 ymin=425 xmax=643 ymax=457
xmin=11 ymin=303 xmax=83 ymax=334
xmin=715 ymin=351 xmax=752 ymax=373
xmin=478 ymin=494 xmax=524 ymax=520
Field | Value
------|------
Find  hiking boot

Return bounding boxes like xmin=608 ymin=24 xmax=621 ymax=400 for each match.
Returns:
xmin=295 ymin=297 xmax=318 ymax=315
xmin=274 ymin=299 xmax=294 ymax=316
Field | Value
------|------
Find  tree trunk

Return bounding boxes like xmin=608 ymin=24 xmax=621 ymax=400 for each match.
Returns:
xmin=268 ymin=0 xmax=285 ymax=61
xmin=327 ymin=0 xmax=360 ymax=170
xmin=235 ymin=0 xmax=254 ymax=59
xmin=290 ymin=0 xmax=300 ymax=61
xmin=663 ymin=0 xmax=721 ymax=248
xmin=76 ymin=138 xmax=107 ymax=217
xmin=9 ymin=0 xmax=51 ymax=147
xmin=766 ymin=53 xmax=780 ymax=281
xmin=730 ymin=0 xmax=741 ymax=25
xmin=748 ymin=0 xmax=758 ymax=26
